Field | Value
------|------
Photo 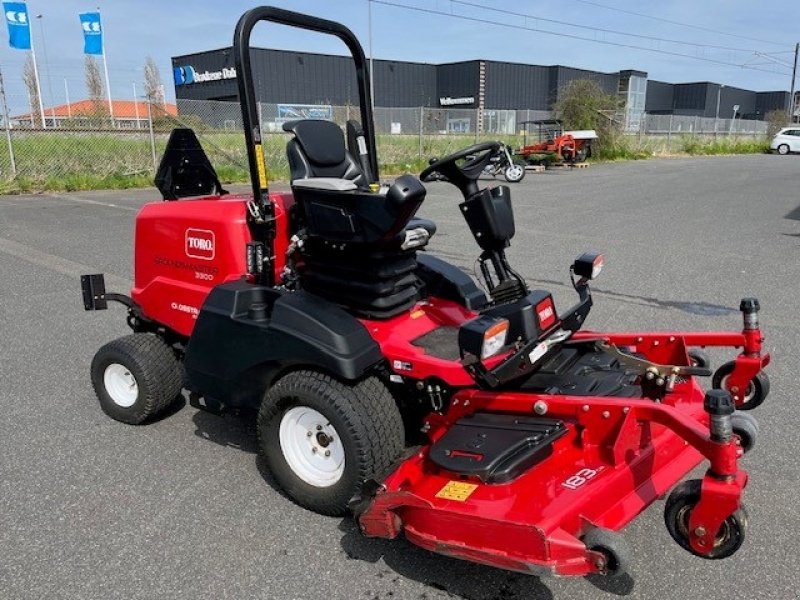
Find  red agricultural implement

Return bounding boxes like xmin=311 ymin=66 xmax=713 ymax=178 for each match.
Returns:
xmin=518 ymin=119 xmax=597 ymax=165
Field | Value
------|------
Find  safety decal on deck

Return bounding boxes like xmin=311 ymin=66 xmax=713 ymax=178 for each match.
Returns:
xmin=435 ymin=480 xmax=478 ymax=502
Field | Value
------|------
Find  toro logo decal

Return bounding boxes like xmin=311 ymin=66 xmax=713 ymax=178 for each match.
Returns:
xmin=185 ymin=229 xmax=215 ymax=260
xmin=536 ymin=297 xmax=556 ymax=330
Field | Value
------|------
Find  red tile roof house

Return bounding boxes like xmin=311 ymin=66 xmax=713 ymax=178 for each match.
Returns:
xmin=13 ymin=100 xmax=178 ymax=129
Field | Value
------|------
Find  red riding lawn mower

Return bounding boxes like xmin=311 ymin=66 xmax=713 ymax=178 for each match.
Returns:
xmin=82 ymin=7 xmax=770 ymax=579
xmin=518 ymin=119 xmax=597 ymax=166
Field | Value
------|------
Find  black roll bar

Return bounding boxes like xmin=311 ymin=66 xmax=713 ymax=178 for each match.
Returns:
xmin=233 ymin=6 xmax=379 ymax=208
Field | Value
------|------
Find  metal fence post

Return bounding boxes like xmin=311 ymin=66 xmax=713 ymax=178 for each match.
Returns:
xmin=667 ymin=113 xmax=673 ymax=152
xmin=147 ymin=100 xmax=157 ymax=172
xmin=418 ymin=106 xmax=423 ymax=158
xmin=0 ymin=68 xmax=17 ymax=176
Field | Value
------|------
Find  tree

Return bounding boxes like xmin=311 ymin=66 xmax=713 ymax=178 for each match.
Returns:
xmin=766 ymin=108 xmax=788 ymax=138
xmin=84 ymin=55 xmax=107 ymax=120
xmin=143 ymin=56 xmax=165 ymax=105
xmin=552 ymin=79 xmax=624 ymax=157
xmin=552 ymin=79 xmax=622 ymax=131
xmin=22 ymin=53 xmax=41 ymax=127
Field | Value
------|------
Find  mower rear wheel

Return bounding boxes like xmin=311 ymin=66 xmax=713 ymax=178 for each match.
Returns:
xmin=257 ymin=371 xmax=404 ymax=516
xmin=582 ymin=527 xmax=631 ymax=577
xmin=664 ymin=479 xmax=748 ymax=559
xmin=90 ymin=333 xmax=183 ymax=425
xmin=712 ymin=361 xmax=769 ymax=410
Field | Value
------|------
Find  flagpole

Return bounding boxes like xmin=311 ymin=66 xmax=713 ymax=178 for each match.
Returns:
xmin=132 ymin=82 xmax=140 ymax=128
xmin=27 ymin=16 xmax=46 ymax=128
xmin=97 ymin=6 xmax=114 ymax=127
xmin=64 ymin=79 xmax=71 ymax=119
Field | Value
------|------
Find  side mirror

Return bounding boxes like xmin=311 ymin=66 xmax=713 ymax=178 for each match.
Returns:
xmin=572 ymin=251 xmax=604 ymax=280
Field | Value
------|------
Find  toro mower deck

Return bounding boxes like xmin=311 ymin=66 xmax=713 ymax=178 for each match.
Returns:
xmin=81 ymin=6 xmax=770 ymax=581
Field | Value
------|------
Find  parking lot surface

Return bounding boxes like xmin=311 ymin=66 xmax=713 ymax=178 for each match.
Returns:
xmin=1 ymin=154 xmax=799 ymax=599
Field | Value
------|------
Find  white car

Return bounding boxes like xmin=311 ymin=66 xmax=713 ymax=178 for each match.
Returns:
xmin=770 ymin=127 xmax=800 ymax=155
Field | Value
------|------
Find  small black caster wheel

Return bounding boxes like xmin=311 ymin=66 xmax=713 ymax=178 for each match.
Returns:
xmin=664 ymin=479 xmax=748 ymax=559
xmin=731 ymin=411 xmax=759 ymax=454
xmin=582 ymin=527 xmax=631 ymax=577
xmin=687 ymin=348 xmax=711 ymax=370
xmin=712 ymin=361 xmax=769 ymax=410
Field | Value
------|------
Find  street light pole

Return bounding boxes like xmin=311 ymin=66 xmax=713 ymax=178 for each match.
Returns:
xmin=35 ymin=14 xmax=56 ymax=125
xmin=789 ymin=42 xmax=799 ymax=123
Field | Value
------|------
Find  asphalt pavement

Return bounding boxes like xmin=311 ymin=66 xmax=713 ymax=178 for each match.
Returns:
xmin=1 ymin=154 xmax=799 ymax=599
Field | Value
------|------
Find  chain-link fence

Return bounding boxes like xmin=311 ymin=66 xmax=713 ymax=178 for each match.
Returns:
xmin=0 ymin=98 xmax=773 ymax=191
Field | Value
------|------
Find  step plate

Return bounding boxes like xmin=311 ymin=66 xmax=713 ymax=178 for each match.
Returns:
xmin=428 ymin=412 xmax=567 ymax=484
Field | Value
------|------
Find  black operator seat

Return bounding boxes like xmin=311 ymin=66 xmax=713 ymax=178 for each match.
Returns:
xmin=283 ymin=119 xmax=369 ymax=187
xmin=282 ymin=119 xmax=436 ymax=238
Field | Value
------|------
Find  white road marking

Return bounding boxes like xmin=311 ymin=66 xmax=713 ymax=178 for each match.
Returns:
xmin=0 ymin=236 xmax=132 ymax=289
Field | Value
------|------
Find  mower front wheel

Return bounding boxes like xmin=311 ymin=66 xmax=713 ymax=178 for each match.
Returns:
xmin=257 ymin=371 xmax=404 ymax=516
xmin=664 ymin=479 xmax=748 ymax=560
xmin=90 ymin=333 xmax=183 ymax=425
xmin=712 ymin=361 xmax=769 ymax=410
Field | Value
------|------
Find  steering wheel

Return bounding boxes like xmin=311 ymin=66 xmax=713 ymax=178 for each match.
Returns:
xmin=420 ymin=141 xmax=501 ymax=199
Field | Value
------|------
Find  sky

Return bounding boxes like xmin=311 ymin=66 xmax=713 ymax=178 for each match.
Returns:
xmin=0 ymin=0 xmax=797 ymax=115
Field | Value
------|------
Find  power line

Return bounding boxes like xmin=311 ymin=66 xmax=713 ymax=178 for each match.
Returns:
xmin=370 ymin=0 xmax=790 ymax=76
xmin=572 ymin=0 xmax=787 ymax=48
xmin=452 ymin=0 xmax=770 ymax=54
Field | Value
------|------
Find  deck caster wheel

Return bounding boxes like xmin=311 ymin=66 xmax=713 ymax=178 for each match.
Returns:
xmin=731 ymin=411 xmax=759 ymax=454
xmin=664 ymin=480 xmax=748 ymax=559
xmin=712 ymin=362 xmax=769 ymax=410
xmin=687 ymin=349 xmax=711 ymax=369
xmin=582 ymin=528 xmax=631 ymax=577
xmin=90 ymin=333 xmax=183 ymax=425
xmin=257 ymin=371 xmax=404 ymax=517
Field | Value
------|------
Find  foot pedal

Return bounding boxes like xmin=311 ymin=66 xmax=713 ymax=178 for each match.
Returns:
xmin=429 ymin=412 xmax=567 ymax=484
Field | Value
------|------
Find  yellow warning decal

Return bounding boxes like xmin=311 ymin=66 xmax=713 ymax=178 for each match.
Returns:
xmin=254 ymin=144 xmax=268 ymax=189
xmin=410 ymin=309 xmax=425 ymax=319
xmin=435 ymin=480 xmax=478 ymax=502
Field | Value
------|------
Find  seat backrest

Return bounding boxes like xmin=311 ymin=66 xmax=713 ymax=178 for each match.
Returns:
xmin=283 ymin=119 xmax=368 ymax=187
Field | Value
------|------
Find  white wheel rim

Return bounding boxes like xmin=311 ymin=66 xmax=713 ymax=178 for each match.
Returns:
xmin=721 ymin=375 xmax=755 ymax=403
xmin=508 ymin=166 xmax=523 ymax=180
xmin=104 ymin=363 xmax=139 ymax=408
xmin=279 ymin=406 xmax=345 ymax=487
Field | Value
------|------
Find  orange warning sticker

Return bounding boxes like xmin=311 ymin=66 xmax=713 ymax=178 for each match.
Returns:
xmin=410 ymin=309 xmax=426 ymax=319
xmin=435 ymin=480 xmax=478 ymax=502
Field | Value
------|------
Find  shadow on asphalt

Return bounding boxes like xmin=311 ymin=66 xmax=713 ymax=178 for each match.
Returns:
xmin=192 ymin=408 xmax=259 ymax=454
xmin=338 ymin=519 xmax=556 ymax=600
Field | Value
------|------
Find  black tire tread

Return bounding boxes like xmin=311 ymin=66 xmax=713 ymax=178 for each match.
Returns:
xmin=711 ymin=361 xmax=769 ymax=410
xmin=257 ymin=370 xmax=403 ymax=516
xmin=664 ymin=479 xmax=747 ymax=559
xmin=91 ymin=333 xmax=182 ymax=424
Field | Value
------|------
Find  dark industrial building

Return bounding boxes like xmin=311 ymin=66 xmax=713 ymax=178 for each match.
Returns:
xmin=646 ymin=81 xmax=791 ymax=120
xmin=172 ymin=46 xmax=791 ymax=128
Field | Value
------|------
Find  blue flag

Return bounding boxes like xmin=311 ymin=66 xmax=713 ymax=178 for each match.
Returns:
xmin=3 ymin=2 xmax=30 ymax=50
xmin=79 ymin=12 xmax=103 ymax=55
